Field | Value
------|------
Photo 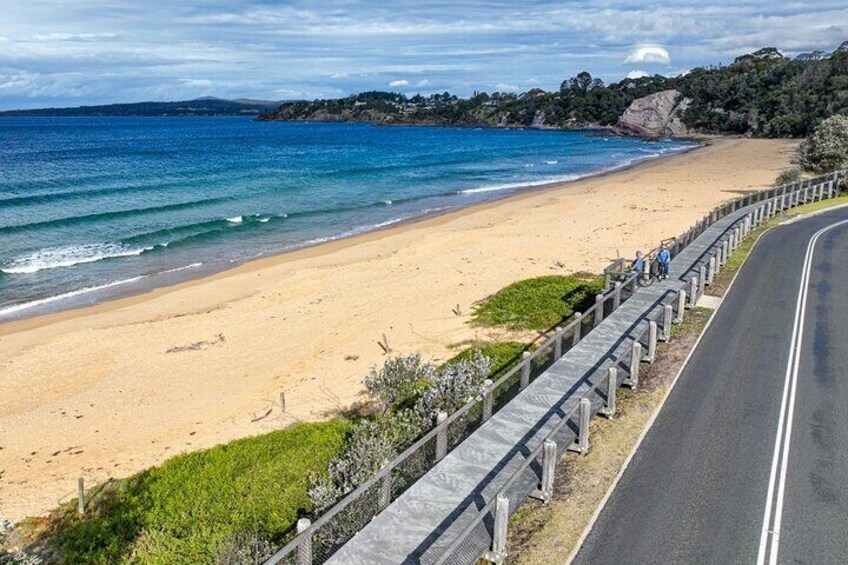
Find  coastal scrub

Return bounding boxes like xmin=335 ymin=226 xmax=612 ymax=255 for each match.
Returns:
xmin=47 ymin=421 xmax=349 ymax=564
xmin=471 ymin=274 xmax=603 ymax=331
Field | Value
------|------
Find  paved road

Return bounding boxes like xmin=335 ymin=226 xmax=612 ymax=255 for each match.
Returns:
xmin=572 ymin=206 xmax=848 ymax=565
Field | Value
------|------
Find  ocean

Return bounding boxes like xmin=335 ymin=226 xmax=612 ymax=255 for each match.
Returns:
xmin=0 ymin=117 xmax=698 ymax=320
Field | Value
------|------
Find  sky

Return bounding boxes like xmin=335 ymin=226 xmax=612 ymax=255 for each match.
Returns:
xmin=0 ymin=1 xmax=847 ymax=110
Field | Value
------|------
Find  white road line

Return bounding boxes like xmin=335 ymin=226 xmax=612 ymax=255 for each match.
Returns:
xmin=756 ymin=218 xmax=848 ymax=565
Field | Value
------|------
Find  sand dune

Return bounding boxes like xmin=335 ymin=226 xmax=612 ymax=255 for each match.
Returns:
xmin=0 ymin=137 xmax=795 ymax=520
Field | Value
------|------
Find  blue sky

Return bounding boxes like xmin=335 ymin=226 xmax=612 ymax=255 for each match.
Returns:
xmin=1 ymin=1 xmax=846 ymax=110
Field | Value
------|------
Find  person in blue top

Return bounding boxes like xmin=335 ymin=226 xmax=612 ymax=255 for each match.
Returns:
xmin=631 ymin=250 xmax=645 ymax=275
xmin=657 ymin=246 xmax=671 ymax=280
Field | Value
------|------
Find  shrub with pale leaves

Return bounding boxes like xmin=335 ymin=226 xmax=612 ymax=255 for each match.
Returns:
xmin=797 ymin=114 xmax=848 ymax=173
xmin=416 ymin=351 xmax=493 ymax=422
xmin=0 ymin=520 xmax=41 ymax=565
xmin=308 ymin=410 xmax=424 ymax=511
xmin=364 ymin=353 xmax=436 ymax=412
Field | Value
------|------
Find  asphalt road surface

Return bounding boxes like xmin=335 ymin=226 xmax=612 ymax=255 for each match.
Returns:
xmin=572 ymin=205 xmax=848 ymax=565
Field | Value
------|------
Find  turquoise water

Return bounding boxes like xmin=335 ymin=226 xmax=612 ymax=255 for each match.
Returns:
xmin=0 ymin=117 xmax=697 ymax=320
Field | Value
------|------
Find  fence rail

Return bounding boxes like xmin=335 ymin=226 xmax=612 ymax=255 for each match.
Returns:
xmin=265 ymin=169 xmax=845 ymax=565
xmin=431 ymin=169 xmax=846 ymax=565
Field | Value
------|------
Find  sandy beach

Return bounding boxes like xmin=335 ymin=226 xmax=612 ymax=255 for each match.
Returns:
xmin=0 ymin=137 xmax=795 ymax=520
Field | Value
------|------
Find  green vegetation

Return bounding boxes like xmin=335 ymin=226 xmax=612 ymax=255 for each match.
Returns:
xmin=40 ymin=421 xmax=349 ymax=564
xmin=471 ymin=274 xmax=602 ymax=331
xmin=798 ymin=115 xmax=848 ymax=173
xmin=260 ymin=41 xmax=848 ymax=138
xmin=445 ymin=341 xmax=526 ymax=380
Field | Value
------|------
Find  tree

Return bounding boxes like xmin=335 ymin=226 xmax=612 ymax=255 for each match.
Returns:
xmin=797 ymin=114 xmax=848 ymax=173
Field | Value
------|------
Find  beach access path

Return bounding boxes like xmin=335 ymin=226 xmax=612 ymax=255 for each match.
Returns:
xmin=0 ymin=138 xmax=794 ymax=520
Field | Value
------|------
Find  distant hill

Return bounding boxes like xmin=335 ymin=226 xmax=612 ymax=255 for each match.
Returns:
xmin=260 ymin=41 xmax=848 ymax=138
xmin=0 ymin=97 xmax=284 ymax=117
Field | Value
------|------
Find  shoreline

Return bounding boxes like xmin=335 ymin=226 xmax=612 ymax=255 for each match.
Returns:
xmin=0 ymin=139 xmax=704 ymax=334
xmin=0 ymin=137 xmax=796 ymax=520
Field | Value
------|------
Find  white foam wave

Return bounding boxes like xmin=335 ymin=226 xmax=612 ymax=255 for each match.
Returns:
xmin=458 ymin=145 xmax=695 ymax=196
xmin=1 ymin=243 xmax=151 ymax=274
xmin=158 ymin=262 xmax=203 ymax=275
xmin=544 ymin=160 xmax=559 ymax=165
xmin=383 ymin=200 xmax=393 ymax=205
xmin=226 ymin=216 xmax=243 ymax=224
xmin=0 ymin=276 xmax=145 ymax=318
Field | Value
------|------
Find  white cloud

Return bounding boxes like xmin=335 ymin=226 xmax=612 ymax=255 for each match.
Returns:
xmin=495 ymin=82 xmax=519 ymax=92
xmin=416 ymin=79 xmax=429 ymax=87
xmin=623 ymin=45 xmax=671 ymax=65
xmin=389 ymin=79 xmax=409 ymax=87
xmin=180 ymin=78 xmax=212 ymax=87
xmin=626 ymin=69 xmax=649 ymax=79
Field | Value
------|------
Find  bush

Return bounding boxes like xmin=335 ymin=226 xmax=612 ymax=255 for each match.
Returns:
xmin=774 ymin=166 xmax=803 ymax=186
xmin=471 ymin=275 xmax=603 ymax=331
xmin=308 ymin=412 xmax=423 ymax=512
xmin=797 ymin=114 xmax=848 ymax=173
xmin=309 ymin=351 xmax=493 ymax=511
xmin=444 ymin=342 xmax=526 ymax=381
xmin=55 ymin=421 xmax=349 ymax=564
xmin=363 ymin=353 xmax=435 ymax=413
xmin=417 ymin=351 xmax=493 ymax=420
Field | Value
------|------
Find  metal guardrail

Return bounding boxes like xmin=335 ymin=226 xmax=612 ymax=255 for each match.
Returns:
xmin=265 ymin=170 xmax=845 ymax=565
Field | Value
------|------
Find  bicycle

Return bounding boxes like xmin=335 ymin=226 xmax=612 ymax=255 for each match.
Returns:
xmin=636 ymin=260 xmax=669 ymax=287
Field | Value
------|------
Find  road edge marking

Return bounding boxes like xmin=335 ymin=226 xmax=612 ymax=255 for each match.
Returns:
xmin=564 ymin=223 xmax=775 ymax=565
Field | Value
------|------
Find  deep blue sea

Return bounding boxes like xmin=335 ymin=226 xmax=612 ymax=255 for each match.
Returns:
xmin=0 ymin=117 xmax=697 ymax=320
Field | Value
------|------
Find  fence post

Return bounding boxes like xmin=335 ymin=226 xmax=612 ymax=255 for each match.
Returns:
xmin=728 ymin=229 xmax=735 ymax=252
xmin=379 ymin=469 xmax=393 ymax=511
xmin=482 ymin=379 xmax=494 ymax=422
xmin=647 ymin=321 xmax=658 ymax=363
xmin=532 ymin=439 xmax=558 ymax=503
xmin=484 ymin=493 xmax=509 ymax=563
xmin=568 ymin=398 xmax=591 ymax=454
xmin=554 ymin=327 xmax=563 ymax=360
xmin=435 ymin=412 xmax=448 ymax=461
xmin=77 ymin=477 xmax=85 ymax=515
xmin=520 ymin=351 xmax=531 ymax=390
xmin=715 ymin=245 xmax=723 ymax=273
xmin=676 ymin=290 xmax=686 ymax=324
xmin=613 ymin=281 xmax=622 ymax=310
xmin=297 ymin=518 xmax=312 ymax=565
xmin=572 ymin=312 xmax=583 ymax=346
xmin=707 ymin=255 xmax=716 ymax=285
xmin=698 ymin=264 xmax=707 ymax=295
xmin=624 ymin=342 xmax=641 ymax=388
xmin=722 ymin=239 xmax=729 ymax=266
xmin=603 ymin=272 xmax=612 ymax=292
xmin=594 ymin=293 xmax=604 ymax=326
xmin=662 ymin=304 xmax=673 ymax=341
xmin=689 ymin=276 xmax=698 ymax=307
xmin=600 ymin=367 xmax=618 ymax=418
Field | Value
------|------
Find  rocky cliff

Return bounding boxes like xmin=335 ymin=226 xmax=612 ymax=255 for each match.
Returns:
xmin=614 ymin=90 xmax=691 ymax=138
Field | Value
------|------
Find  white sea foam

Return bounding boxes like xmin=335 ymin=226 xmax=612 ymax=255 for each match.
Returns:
xmin=1 ymin=243 xmax=151 ymax=274
xmin=158 ymin=262 xmax=203 ymax=275
xmin=544 ymin=160 xmax=559 ymax=165
xmin=226 ymin=216 xmax=243 ymax=224
xmin=0 ymin=276 xmax=145 ymax=318
xmin=383 ymin=200 xmax=393 ymax=205
xmin=458 ymin=146 xmax=694 ymax=196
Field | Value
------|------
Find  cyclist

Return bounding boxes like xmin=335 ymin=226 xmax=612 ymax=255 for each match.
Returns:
xmin=657 ymin=246 xmax=671 ymax=280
